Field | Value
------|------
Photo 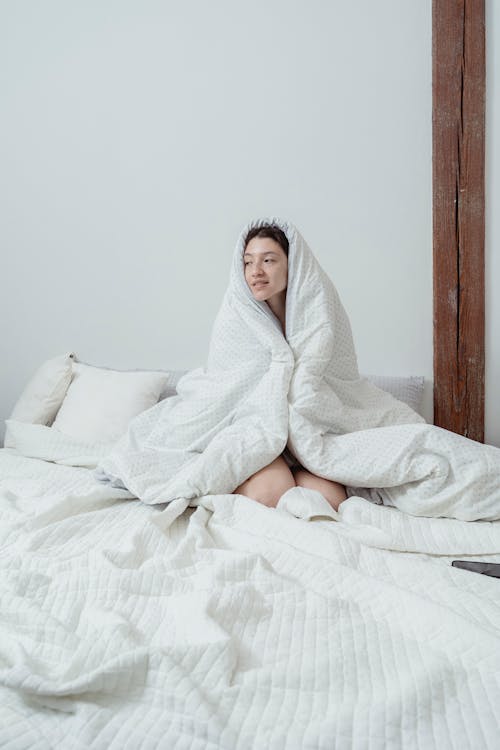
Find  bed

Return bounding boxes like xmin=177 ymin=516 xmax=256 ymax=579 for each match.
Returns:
xmin=1 ymin=355 xmax=500 ymax=748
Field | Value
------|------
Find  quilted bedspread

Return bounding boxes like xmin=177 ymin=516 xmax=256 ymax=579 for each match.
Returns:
xmin=1 ymin=449 xmax=500 ymax=749
xmin=96 ymin=218 xmax=500 ymax=521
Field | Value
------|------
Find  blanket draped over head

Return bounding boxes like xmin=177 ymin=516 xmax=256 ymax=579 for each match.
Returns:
xmin=96 ymin=218 xmax=500 ymax=521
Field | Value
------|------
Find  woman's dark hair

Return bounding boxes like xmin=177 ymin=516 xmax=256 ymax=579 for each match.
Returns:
xmin=244 ymin=224 xmax=289 ymax=256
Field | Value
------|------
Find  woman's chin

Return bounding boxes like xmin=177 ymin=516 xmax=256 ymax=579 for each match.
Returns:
xmin=252 ymin=288 xmax=271 ymax=300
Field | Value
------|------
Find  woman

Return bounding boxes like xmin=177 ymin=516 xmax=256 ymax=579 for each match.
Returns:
xmin=99 ymin=217 xmax=500 ymax=523
xmin=233 ymin=224 xmax=348 ymax=511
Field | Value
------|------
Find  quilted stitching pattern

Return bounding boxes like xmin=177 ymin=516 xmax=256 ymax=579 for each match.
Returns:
xmin=1 ymin=452 xmax=500 ymax=748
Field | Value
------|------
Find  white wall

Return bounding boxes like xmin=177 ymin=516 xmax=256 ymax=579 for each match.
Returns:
xmin=1 ymin=0 xmax=435 ymax=446
xmin=486 ymin=0 xmax=500 ymax=448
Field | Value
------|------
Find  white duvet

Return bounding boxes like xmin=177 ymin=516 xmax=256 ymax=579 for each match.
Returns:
xmin=1 ymin=448 xmax=500 ymax=749
xmin=96 ymin=217 xmax=500 ymax=521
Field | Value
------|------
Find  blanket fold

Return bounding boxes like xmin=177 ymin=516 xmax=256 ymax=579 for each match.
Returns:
xmin=96 ymin=217 xmax=500 ymax=521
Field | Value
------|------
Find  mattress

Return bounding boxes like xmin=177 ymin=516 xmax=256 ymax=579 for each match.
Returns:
xmin=1 ymin=448 xmax=500 ymax=748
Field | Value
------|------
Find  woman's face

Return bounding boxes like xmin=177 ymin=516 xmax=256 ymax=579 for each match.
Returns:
xmin=243 ymin=237 xmax=288 ymax=302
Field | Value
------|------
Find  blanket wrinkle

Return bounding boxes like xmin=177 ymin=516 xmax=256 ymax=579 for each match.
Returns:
xmin=96 ymin=217 xmax=500 ymax=521
xmin=3 ymin=451 xmax=500 ymax=748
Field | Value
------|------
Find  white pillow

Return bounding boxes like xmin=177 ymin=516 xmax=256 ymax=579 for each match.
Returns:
xmin=3 ymin=420 xmax=114 ymax=468
xmin=51 ymin=362 xmax=169 ymax=443
xmin=9 ymin=352 xmax=75 ymax=426
xmin=74 ymin=359 xmax=183 ymax=402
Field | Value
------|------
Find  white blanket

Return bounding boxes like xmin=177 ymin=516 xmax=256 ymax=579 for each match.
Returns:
xmin=97 ymin=217 xmax=500 ymax=520
xmin=1 ymin=450 xmax=500 ymax=749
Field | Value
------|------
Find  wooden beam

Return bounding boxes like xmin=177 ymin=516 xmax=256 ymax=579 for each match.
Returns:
xmin=432 ymin=0 xmax=485 ymax=441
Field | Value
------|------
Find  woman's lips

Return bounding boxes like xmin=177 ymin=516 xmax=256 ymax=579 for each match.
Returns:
xmin=253 ymin=281 xmax=268 ymax=288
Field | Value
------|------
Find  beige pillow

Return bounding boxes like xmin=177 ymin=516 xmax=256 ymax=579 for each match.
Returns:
xmin=9 ymin=352 xmax=75 ymax=425
xmin=51 ymin=362 xmax=169 ymax=443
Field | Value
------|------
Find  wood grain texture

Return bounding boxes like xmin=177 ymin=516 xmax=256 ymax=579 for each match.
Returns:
xmin=433 ymin=0 xmax=485 ymax=441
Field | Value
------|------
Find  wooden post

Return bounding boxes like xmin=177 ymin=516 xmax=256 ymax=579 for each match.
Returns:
xmin=433 ymin=0 xmax=485 ymax=441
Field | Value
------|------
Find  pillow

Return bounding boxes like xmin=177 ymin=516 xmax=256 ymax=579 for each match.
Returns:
xmin=3 ymin=420 xmax=114 ymax=468
xmin=364 ymin=374 xmax=425 ymax=415
xmin=9 ymin=352 xmax=74 ymax=425
xmin=51 ymin=362 xmax=169 ymax=443
xmin=75 ymin=360 xmax=185 ymax=403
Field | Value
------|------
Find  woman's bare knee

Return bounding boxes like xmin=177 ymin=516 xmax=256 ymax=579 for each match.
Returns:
xmin=234 ymin=456 xmax=296 ymax=508
xmin=293 ymin=469 xmax=347 ymax=511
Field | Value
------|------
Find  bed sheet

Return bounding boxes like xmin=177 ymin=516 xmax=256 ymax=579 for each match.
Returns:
xmin=1 ymin=449 xmax=500 ymax=749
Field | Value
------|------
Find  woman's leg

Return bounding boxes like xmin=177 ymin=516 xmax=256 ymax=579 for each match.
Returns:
xmin=293 ymin=468 xmax=347 ymax=511
xmin=233 ymin=455 xmax=296 ymax=508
